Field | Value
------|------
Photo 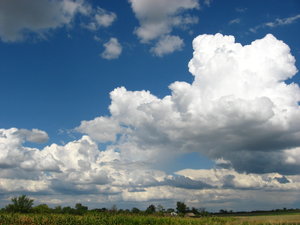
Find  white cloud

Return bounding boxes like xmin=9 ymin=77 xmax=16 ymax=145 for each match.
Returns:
xmin=0 ymin=125 xmax=300 ymax=210
xmin=151 ymin=35 xmax=184 ymax=56
xmin=265 ymin=14 xmax=300 ymax=27
xmin=0 ymin=0 xmax=90 ymax=42
xmin=250 ymin=14 xmax=300 ymax=33
xmin=228 ymin=18 xmax=241 ymax=25
xmin=79 ymin=33 xmax=300 ymax=175
xmin=76 ymin=117 xmax=121 ymax=142
xmin=83 ymin=7 xmax=116 ymax=31
xmin=101 ymin=38 xmax=122 ymax=60
xmin=204 ymin=0 xmax=213 ymax=6
xmin=18 ymin=128 xmax=49 ymax=143
xmin=1 ymin=33 xmax=300 ymax=209
xmin=128 ymin=0 xmax=199 ymax=43
xmin=176 ymin=168 xmax=300 ymax=190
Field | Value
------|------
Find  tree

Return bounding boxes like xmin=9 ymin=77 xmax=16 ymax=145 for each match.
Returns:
xmin=53 ymin=205 xmax=62 ymax=214
xmin=145 ymin=204 xmax=156 ymax=214
xmin=5 ymin=195 xmax=34 ymax=213
xmin=176 ymin=201 xmax=187 ymax=214
xmin=33 ymin=204 xmax=51 ymax=214
xmin=75 ymin=203 xmax=88 ymax=215
xmin=166 ymin=208 xmax=175 ymax=213
xmin=62 ymin=206 xmax=75 ymax=214
xmin=131 ymin=207 xmax=140 ymax=213
xmin=157 ymin=204 xmax=165 ymax=213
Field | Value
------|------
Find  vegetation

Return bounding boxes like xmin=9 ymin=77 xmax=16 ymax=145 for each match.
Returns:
xmin=0 ymin=212 xmax=299 ymax=225
xmin=0 ymin=195 xmax=299 ymax=224
xmin=5 ymin=195 xmax=34 ymax=213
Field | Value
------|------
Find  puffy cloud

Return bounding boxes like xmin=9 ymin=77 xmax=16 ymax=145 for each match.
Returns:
xmin=0 ymin=0 xmax=118 ymax=42
xmin=82 ymin=7 xmax=116 ymax=31
xmin=18 ymin=128 xmax=49 ymax=143
xmin=128 ymin=0 xmax=199 ymax=56
xmin=129 ymin=0 xmax=199 ymax=42
xmin=1 ymin=33 xmax=300 ymax=210
xmin=0 ymin=126 xmax=300 ymax=210
xmin=78 ymin=33 xmax=300 ymax=175
xmin=150 ymin=35 xmax=184 ymax=57
xmin=76 ymin=117 xmax=121 ymax=142
xmin=0 ymin=0 xmax=90 ymax=42
xmin=101 ymin=38 xmax=122 ymax=60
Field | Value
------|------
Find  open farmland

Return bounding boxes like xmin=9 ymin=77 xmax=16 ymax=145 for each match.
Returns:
xmin=0 ymin=212 xmax=299 ymax=225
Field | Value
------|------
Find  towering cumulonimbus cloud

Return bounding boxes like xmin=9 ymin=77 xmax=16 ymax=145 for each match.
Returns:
xmin=78 ymin=33 xmax=300 ymax=174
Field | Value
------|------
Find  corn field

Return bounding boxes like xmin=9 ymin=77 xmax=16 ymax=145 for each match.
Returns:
xmin=0 ymin=213 xmax=299 ymax=225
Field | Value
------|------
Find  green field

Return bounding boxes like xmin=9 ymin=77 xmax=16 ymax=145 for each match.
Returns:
xmin=0 ymin=213 xmax=299 ymax=225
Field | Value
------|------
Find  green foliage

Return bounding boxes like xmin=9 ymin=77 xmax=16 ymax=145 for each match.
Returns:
xmin=0 ymin=212 xmax=238 ymax=225
xmin=5 ymin=195 xmax=34 ymax=213
xmin=53 ymin=205 xmax=62 ymax=214
xmin=131 ymin=207 xmax=140 ymax=213
xmin=145 ymin=204 xmax=156 ymax=214
xmin=0 ymin=208 xmax=299 ymax=225
xmin=176 ymin=201 xmax=187 ymax=214
xmin=75 ymin=203 xmax=88 ymax=215
xmin=33 ymin=204 xmax=51 ymax=214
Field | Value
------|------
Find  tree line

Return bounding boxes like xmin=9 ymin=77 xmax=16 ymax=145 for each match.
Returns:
xmin=1 ymin=195 xmax=209 ymax=216
xmin=1 ymin=195 xmax=299 ymax=216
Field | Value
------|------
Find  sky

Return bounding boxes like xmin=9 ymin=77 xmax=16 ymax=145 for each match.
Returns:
xmin=0 ymin=0 xmax=300 ymax=211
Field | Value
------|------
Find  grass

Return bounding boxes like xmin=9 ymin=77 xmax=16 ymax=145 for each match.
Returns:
xmin=0 ymin=212 xmax=299 ymax=225
xmin=231 ymin=213 xmax=300 ymax=225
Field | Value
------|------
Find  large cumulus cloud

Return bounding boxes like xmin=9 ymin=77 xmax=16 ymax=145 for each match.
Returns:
xmin=77 ymin=33 xmax=300 ymax=175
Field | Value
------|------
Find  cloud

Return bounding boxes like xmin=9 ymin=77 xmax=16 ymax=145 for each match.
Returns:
xmin=18 ymin=128 xmax=49 ymax=143
xmin=228 ymin=18 xmax=241 ymax=25
xmin=128 ymin=0 xmax=199 ymax=56
xmin=0 ymin=126 xmax=300 ymax=210
xmin=78 ymin=33 xmax=300 ymax=175
xmin=176 ymin=169 xmax=300 ymax=191
xmin=204 ymin=0 xmax=213 ymax=6
xmin=1 ymin=33 xmax=300 ymax=210
xmin=82 ymin=7 xmax=116 ymax=31
xmin=128 ymin=0 xmax=199 ymax=43
xmin=235 ymin=7 xmax=247 ymax=13
xmin=250 ymin=14 xmax=300 ymax=33
xmin=0 ymin=0 xmax=90 ymax=42
xmin=76 ymin=117 xmax=121 ymax=142
xmin=150 ymin=35 xmax=184 ymax=56
xmin=265 ymin=14 xmax=300 ymax=27
xmin=101 ymin=38 xmax=122 ymax=60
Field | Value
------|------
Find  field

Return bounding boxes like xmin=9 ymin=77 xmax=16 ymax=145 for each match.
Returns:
xmin=0 ymin=213 xmax=300 ymax=225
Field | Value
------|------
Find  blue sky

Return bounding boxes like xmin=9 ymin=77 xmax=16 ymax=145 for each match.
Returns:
xmin=0 ymin=0 xmax=300 ymax=211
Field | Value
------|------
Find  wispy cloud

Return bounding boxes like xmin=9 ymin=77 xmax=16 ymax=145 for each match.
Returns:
xmin=250 ymin=14 xmax=300 ymax=33
xmin=228 ymin=18 xmax=241 ymax=25
xmin=204 ymin=0 xmax=213 ymax=7
xmin=82 ymin=7 xmax=117 ymax=31
xmin=235 ymin=7 xmax=247 ymax=13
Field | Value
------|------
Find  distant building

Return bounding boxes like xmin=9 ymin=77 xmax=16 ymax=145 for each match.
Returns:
xmin=185 ymin=212 xmax=196 ymax=217
xmin=170 ymin=212 xmax=178 ymax=216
